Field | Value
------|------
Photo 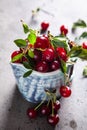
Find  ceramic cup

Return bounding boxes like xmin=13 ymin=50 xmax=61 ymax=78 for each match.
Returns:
xmin=11 ymin=63 xmax=73 ymax=103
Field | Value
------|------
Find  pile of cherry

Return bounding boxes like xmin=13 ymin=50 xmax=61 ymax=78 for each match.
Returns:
xmin=11 ymin=24 xmax=68 ymax=73
xmin=27 ymin=87 xmax=71 ymax=126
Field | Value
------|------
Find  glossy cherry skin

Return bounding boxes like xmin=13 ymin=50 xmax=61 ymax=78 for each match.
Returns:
xmin=40 ymin=105 xmax=50 ymax=116
xmin=35 ymin=61 xmax=49 ymax=72
xmin=11 ymin=50 xmax=22 ymax=63
xmin=56 ymin=47 xmax=68 ymax=62
xmin=41 ymin=22 xmax=49 ymax=31
xmin=42 ymin=48 xmax=55 ymax=62
xmin=50 ymin=60 xmax=60 ymax=71
xmin=47 ymin=114 xmax=59 ymax=126
xmin=53 ymin=100 xmax=61 ymax=112
xmin=60 ymin=86 xmax=72 ymax=98
xmin=34 ymin=36 xmax=50 ymax=49
xmin=82 ymin=42 xmax=87 ymax=49
xmin=60 ymin=25 xmax=68 ymax=35
xmin=27 ymin=108 xmax=37 ymax=119
xmin=34 ymin=49 xmax=42 ymax=62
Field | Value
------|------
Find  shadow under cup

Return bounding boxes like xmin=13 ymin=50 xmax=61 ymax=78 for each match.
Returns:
xmin=11 ymin=63 xmax=73 ymax=103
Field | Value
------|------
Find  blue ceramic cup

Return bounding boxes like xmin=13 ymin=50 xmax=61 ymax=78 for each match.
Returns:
xmin=11 ymin=63 xmax=72 ymax=103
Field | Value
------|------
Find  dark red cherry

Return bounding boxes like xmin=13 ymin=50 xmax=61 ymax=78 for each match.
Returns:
xmin=34 ymin=49 xmax=42 ymax=62
xmin=60 ymin=25 xmax=68 ymax=35
xmin=35 ymin=61 xmax=48 ymax=72
xmin=50 ymin=60 xmax=60 ymax=71
xmin=56 ymin=47 xmax=68 ymax=62
xmin=47 ymin=114 xmax=59 ymax=126
xmin=82 ymin=42 xmax=87 ymax=49
xmin=34 ymin=36 xmax=50 ymax=49
xmin=11 ymin=50 xmax=22 ymax=63
xmin=60 ymin=86 xmax=72 ymax=98
xmin=27 ymin=108 xmax=37 ymax=119
xmin=40 ymin=105 xmax=50 ymax=116
xmin=42 ymin=48 xmax=55 ymax=62
xmin=53 ymin=100 xmax=61 ymax=112
xmin=41 ymin=22 xmax=49 ymax=31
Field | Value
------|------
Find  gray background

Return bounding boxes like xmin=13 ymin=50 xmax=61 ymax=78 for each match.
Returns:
xmin=0 ymin=0 xmax=87 ymax=130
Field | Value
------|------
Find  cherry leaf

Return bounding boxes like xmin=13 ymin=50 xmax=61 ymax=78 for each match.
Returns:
xmin=11 ymin=53 xmax=23 ymax=62
xmin=23 ymin=70 xmax=33 ymax=78
xmin=14 ymin=39 xmax=27 ymax=47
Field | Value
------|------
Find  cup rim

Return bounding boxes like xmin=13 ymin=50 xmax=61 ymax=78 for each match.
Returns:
xmin=11 ymin=63 xmax=63 ymax=77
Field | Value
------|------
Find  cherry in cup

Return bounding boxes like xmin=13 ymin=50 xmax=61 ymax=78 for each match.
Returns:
xmin=41 ymin=22 xmax=49 ymax=31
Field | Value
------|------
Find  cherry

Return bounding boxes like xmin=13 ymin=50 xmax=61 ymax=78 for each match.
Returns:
xmin=42 ymin=48 xmax=55 ymax=62
xmin=50 ymin=60 xmax=60 ymax=71
xmin=56 ymin=47 xmax=68 ymax=62
xmin=60 ymin=86 xmax=71 ymax=98
xmin=40 ymin=105 xmax=50 ymax=116
xmin=82 ymin=42 xmax=87 ymax=49
xmin=53 ymin=100 xmax=61 ymax=112
xmin=47 ymin=114 xmax=59 ymax=126
xmin=11 ymin=50 xmax=22 ymax=63
xmin=60 ymin=25 xmax=68 ymax=35
xmin=34 ymin=36 xmax=50 ymax=49
xmin=27 ymin=108 xmax=37 ymax=119
xmin=34 ymin=49 xmax=42 ymax=62
xmin=35 ymin=61 xmax=48 ymax=72
xmin=41 ymin=22 xmax=49 ymax=31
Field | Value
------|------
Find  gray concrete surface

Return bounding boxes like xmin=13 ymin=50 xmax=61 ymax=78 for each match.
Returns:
xmin=0 ymin=0 xmax=87 ymax=130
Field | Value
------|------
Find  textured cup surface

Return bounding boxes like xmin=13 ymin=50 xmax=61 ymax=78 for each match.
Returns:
xmin=11 ymin=63 xmax=65 ymax=103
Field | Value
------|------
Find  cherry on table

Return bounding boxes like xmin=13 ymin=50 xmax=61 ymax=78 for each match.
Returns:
xmin=53 ymin=100 xmax=61 ymax=112
xmin=27 ymin=108 xmax=37 ymax=119
xmin=60 ymin=86 xmax=72 ymax=98
xmin=40 ymin=105 xmax=50 ymax=116
xmin=47 ymin=114 xmax=59 ymax=126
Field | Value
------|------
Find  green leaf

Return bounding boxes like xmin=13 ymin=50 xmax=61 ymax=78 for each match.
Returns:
xmin=80 ymin=32 xmax=87 ymax=38
xmin=11 ymin=53 xmax=23 ymax=62
xmin=72 ymin=19 xmax=87 ymax=32
xmin=79 ymin=48 xmax=87 ymax=59
xmin=83 ymin=66 xmax=87 ymax=77
xmin=22 ymin=23 xmax=29 ymax=34
xmin=14 ymin=39 xmax=27 ymax=47
xmin=28 ymin=32 xmax=36 ymax=44
xmin=23 ymin=61 xmax=32 ymax=69
xmin=28 ymin=49 xmax=34 ymax=58
xmin=68 ymin=46 xmax=82 ymax=57
xmin=51 ymin=36 xmax=69 ymax=52
xmin=23 ymin=70 xmax=33 ymax=77
xmin=60 ymin=59 xmax=67 ymax=73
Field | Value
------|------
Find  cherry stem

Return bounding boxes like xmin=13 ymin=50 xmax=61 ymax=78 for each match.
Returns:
xmin=34 ymin=96 xmax=46 ymax=110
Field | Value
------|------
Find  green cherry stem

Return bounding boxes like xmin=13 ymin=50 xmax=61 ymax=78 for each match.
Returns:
xmin=34 ymin=96 xmax=46 ymax=110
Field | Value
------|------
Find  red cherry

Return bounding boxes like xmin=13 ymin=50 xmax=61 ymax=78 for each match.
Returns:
xmin=56 ymin=47 xmax=68 ymax=62
xmin=53 ymin=100 xmax=61 ymax=112
xmin=40 ymin=105 xmax=50 ymax=116
xmin=82 ymin=42 xmax=87 ymax=49
xmin=42 ymin=48 xmax=55 ymax=62
xmin=60 ymin=25 xmax=68 ymax=35
xmin=47 ymin=114 xmax=59 ymax=126
xmin=50 ymin=60 xmax=60 ymax=71
xmin=60 ymin=86 xmax=72 ymax=97
xmin=35 ymin=61 xmax=48 ymax=72
xmin=34 ymin=49 xmax=42 ymax=62
xmin=34 ymin=36 xmax=50 ymax=49
xmin=11 ymin=50 xmax=22 ymax=63
xmin=41 ymin=22 xmax=49 ymax=31
xmin=27 ymin=108 xmax=37 ymax=119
